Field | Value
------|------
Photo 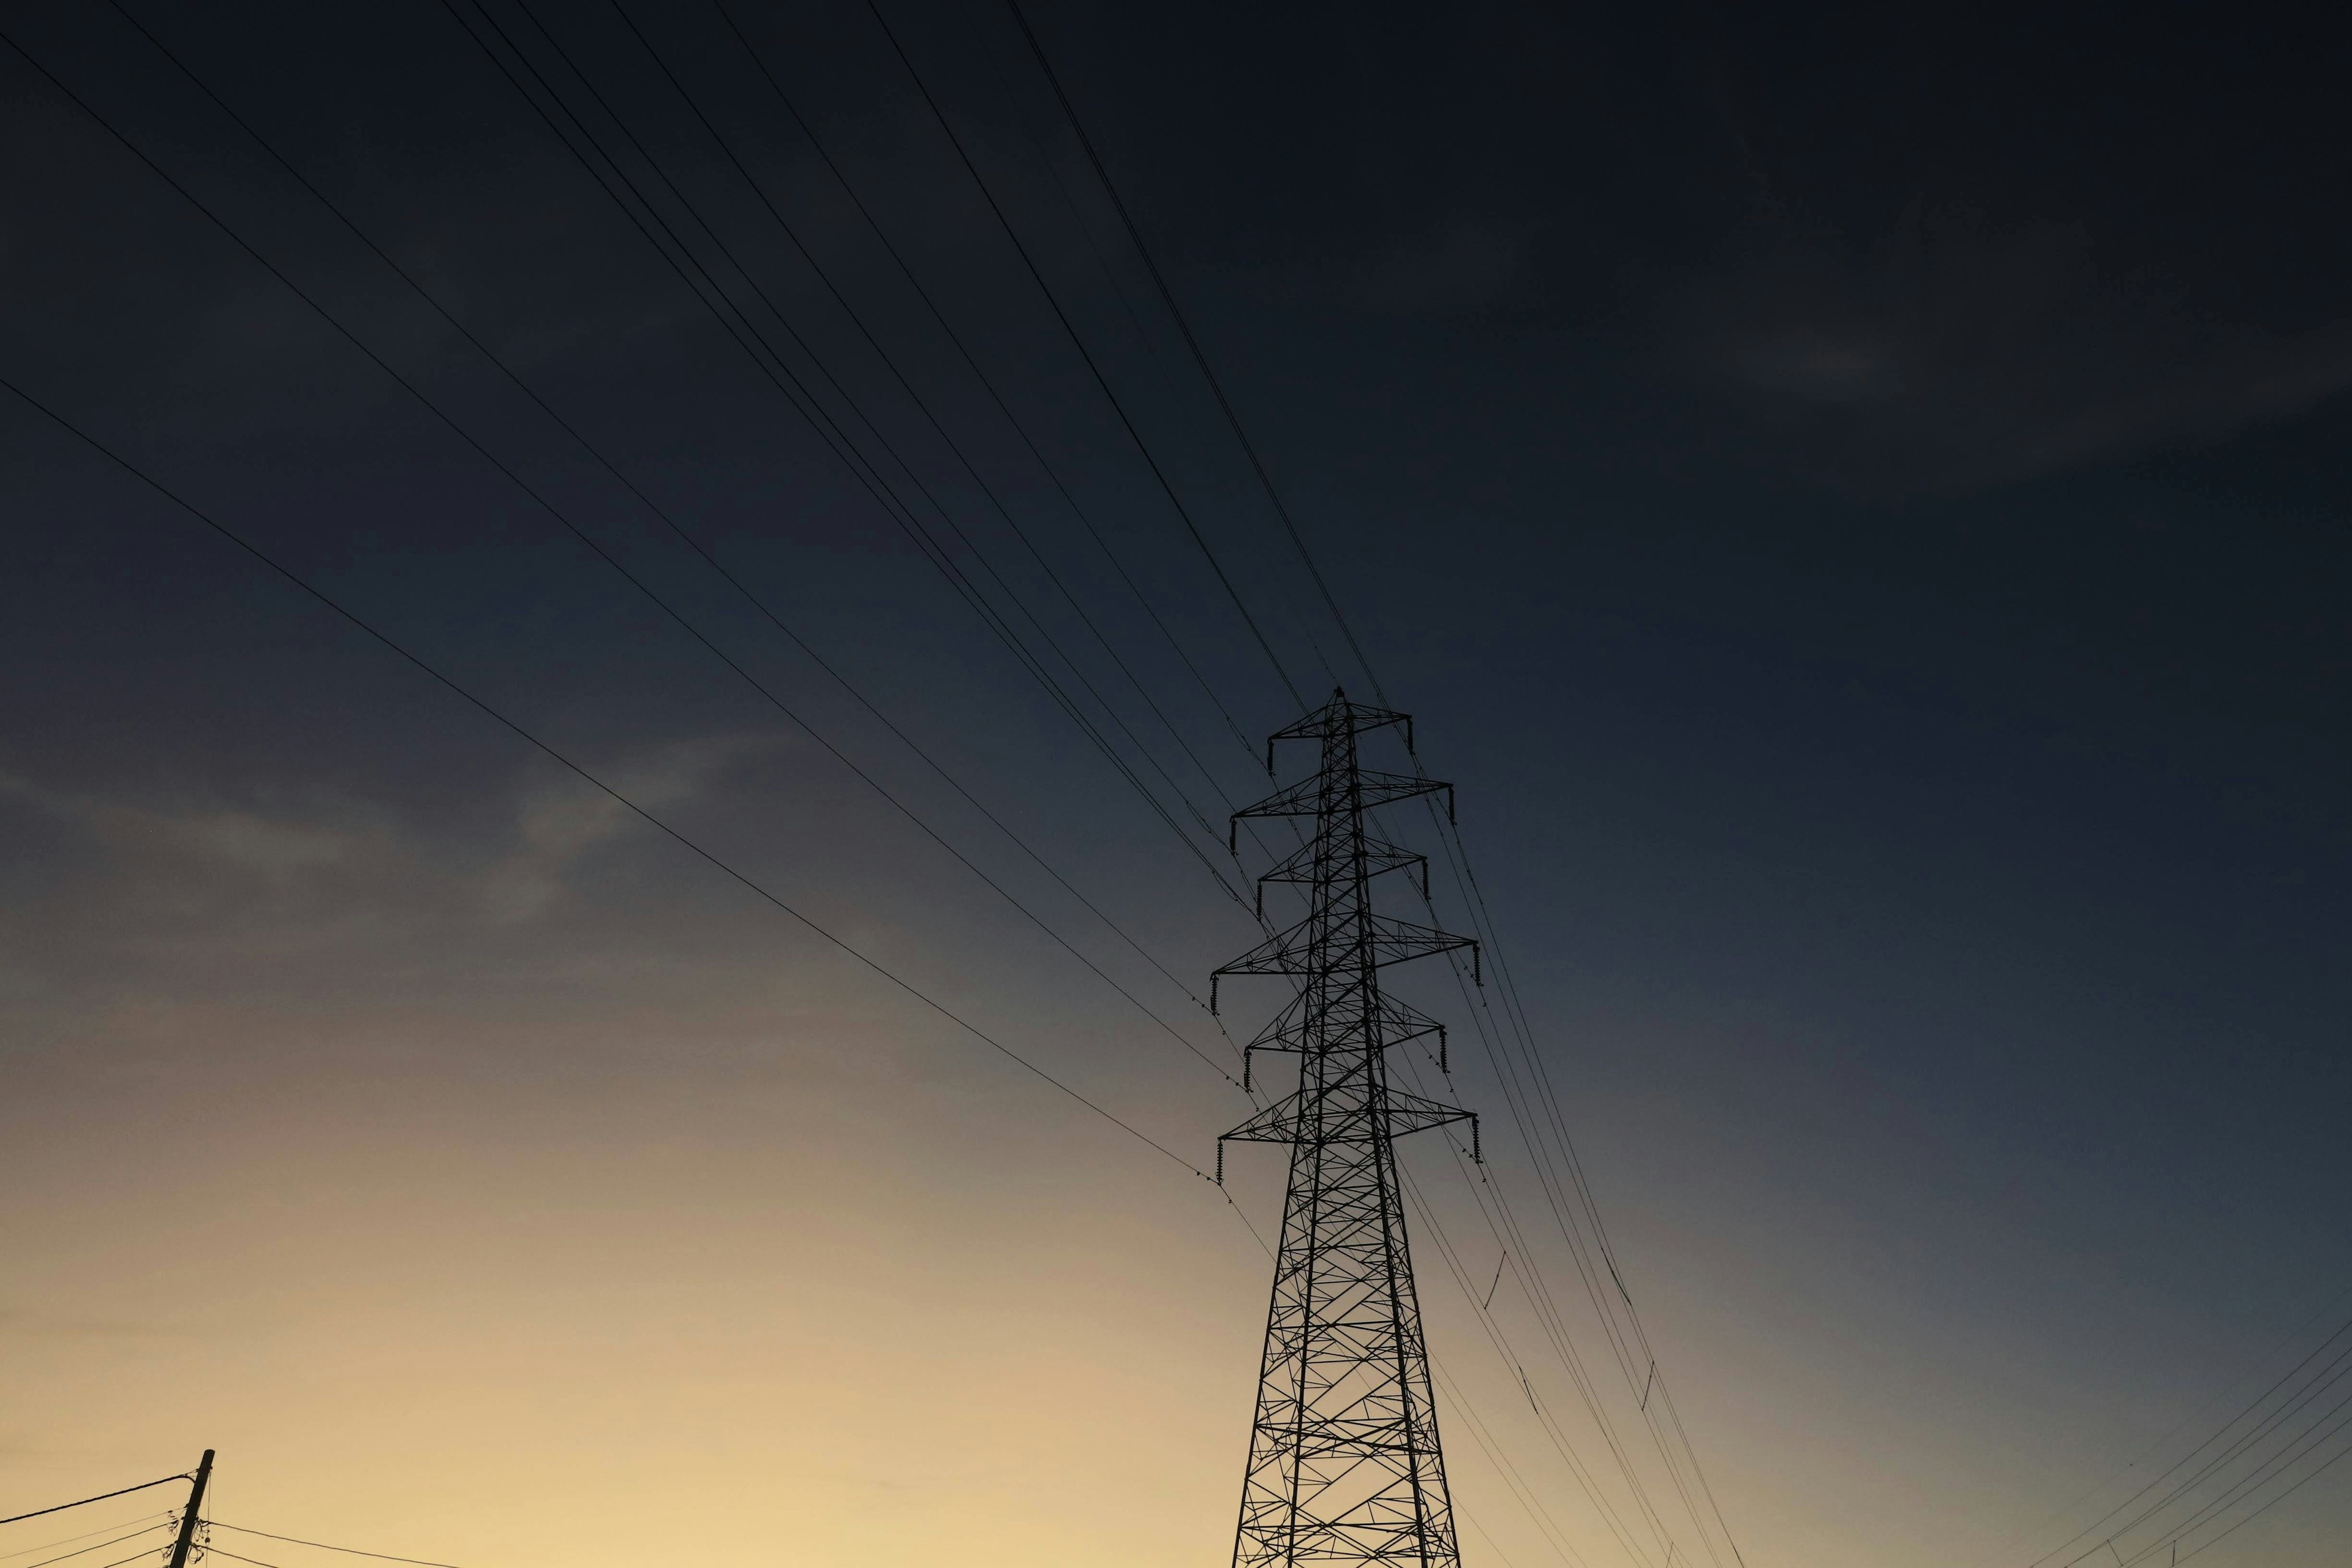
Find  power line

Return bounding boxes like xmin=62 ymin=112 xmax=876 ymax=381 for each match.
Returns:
xmin=445 ymin=0 xmax=1314 ymax=928
xmin=1358 ymin=801 xmax=1725 ymax=1568
xmin=709 ymin=0 xmax=1263 ymax=764
xmin=998 ymin=0 xmax=1385 ymax=707
xmin=856 ymin=0 xmax=1307 ymax=711
xmin=2168 ymin=1437 xmax=2352 ymax=1564
xmin=497 ymin=0 xmax=1245 ymax=866
xmin=1 ymin=1521 xmax=171 ymax=1561
xmin=15 ymin=1525 xmax=175 ymax=1568
xmin=31 ymin=9 xmax=1722 ymax=1550
xmin=986 ymin=6 xmax=1754 ymax=1539
xmin=2119 ymin=1393 xmax=2352 ymax=1567
xmin=1972 ymin=1275 xmax=2352 ymax=1568
xmin=603 ymin=0 xmax=1253 ymax=824
xmin=100 ymin=0 xmax=1231 ymax=1031
xmin=206 ymin=1550 xmax=310 ymax=1568
xmin=2095 ymin=1344 xmax=2352 ymax=1567
xmin=1401 ymin=786 xmax=1752 ymax=1568
xmin=433 ymin=0 xmax=1256 ymax=910
xmin=2035 ymin=1306 xmax=2352 ymax=1568
xmin=25 ymin=9 xmax=1241 ymax=1092
xmin=203 ymin=1524 xmax=462 ymax=1568
xmin=469 ymin=0 xmax=1248 ymax=878
xmin=982 ymin=13 xmax=1752 ymax=1555
xmin=0 ymin=369 xmax=1219 ymax=1188
xmin=1 ymin=1482 xmax=190 ymax=1530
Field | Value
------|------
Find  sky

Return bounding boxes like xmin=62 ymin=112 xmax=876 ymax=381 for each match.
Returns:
xmin=4 ymin=2 xmax=2350 ymax=1567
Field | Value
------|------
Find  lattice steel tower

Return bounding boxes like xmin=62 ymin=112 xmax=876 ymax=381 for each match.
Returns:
xmin=1214 ymin=690 xmax=1480 ymax=1568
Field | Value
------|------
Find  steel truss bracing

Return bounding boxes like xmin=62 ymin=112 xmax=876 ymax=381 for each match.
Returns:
xmin=1217 ymin=691 xmax=1478 ymax=1568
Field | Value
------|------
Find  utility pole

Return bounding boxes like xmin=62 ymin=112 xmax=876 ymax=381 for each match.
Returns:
xmin=165 ymin=1452 xmax=212 ymax=1568
xmin=1215 ymin=692 xmax=1478 ymax=1568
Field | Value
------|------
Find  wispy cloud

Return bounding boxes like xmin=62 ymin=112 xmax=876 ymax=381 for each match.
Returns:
xmin=1662 ymin=205 xmax=2352 ymax=490
xmin=478 ymin=735 xmax=771 ymax=924
xmin=1349 ymin=216 xmax=1532 ymax=313
xmin=0 ymin=732 xmax=771 ymax=967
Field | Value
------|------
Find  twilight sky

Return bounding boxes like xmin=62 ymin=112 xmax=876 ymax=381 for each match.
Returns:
xmin=4 ymin=3 xmax=2349 ymax=1567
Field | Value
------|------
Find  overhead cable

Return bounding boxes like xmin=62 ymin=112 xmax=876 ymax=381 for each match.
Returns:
xmin=202 ymin=1524 xmax=463 ymax=1568
xmin=999 ymin=0 xmax=1385 ymax=707
xmin=26 ymin=10 xmax=1240 ymax=1088
xmin=710 ymin=0 xmax=1261 ymax=763
xmin=0 ymin=1482 xmax=189 ymax=1531
xmin=13 ymin=1525 xmax=175 ymax=1568
xmin=100 ymin=0 xmax=1230 ymax=1028
xmin=433 ymin=0 xmax=1254 ymax=908
xmin=858 ymin=0 xmax=1307 ymax=710
xmin=497 ymin=0 xmax=1246 ymax=859
xmin=987 ymin=11 xmax=1752 ymax=1551
xmin=606 ymin=0 xmax=1251 ymax=820
xmin=1 ymin=1520 xmax=171 ymax=1562
xmin=0 ymin=369 xmax=1219 ymax=1188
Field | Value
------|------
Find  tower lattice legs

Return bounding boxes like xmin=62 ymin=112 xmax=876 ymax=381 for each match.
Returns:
xmin=1217 ymin=692 xmax=1477 ymax=1568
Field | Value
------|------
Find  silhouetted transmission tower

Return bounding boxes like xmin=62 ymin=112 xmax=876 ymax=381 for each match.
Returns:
xmin=1214 ymin=690 xmax=1480 ymax=1568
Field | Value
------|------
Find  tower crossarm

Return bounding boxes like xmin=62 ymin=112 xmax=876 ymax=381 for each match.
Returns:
xmin=1216 ymin=689 xmax=1471 ymax=1568
xmin=1256 ymin=833 xmax=1428 ymax=895
xmin=1227 ymin=771 xmax=1453 ymax=850
xmin=1246 ymin=990 xmax=1446 ymax=1056
xmin=1214 ymin=914 xmax=1479 ymax=995
xmin=1266 ymin=690 xmax=1414 ymax=753
xmin=1219 ymin=1086 xmax=1471 ymax=1147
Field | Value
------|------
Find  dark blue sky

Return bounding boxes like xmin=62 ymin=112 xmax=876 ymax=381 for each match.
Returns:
xmin=4 ymin=3 xmax=2348 ymax=1566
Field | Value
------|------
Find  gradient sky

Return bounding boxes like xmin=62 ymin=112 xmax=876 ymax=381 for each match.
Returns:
xmin=5 ymin=3 xmax=2350 ymax=1567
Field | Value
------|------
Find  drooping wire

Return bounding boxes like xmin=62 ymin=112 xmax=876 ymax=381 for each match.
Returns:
xmin=434 ymin=0 xmax=1256 ymax=910
xmin=1414 ymin=1198 xmax=1664 ymax=1568
xmin=989 ymin=10 xmax=1752 ymax=1550
xmin=603 ymin=0 xmax=1252 ymax=826
xmin=0 ymin=1482 xmax=189 ymax=1531
xmin=2162 ymin=1438 xmax=2352 ymax=1565
xmin=2114 ymin=1391 xmax=2352 ymax=1567
xmin=456 ymin=0 xmax=1310 ymax=919
xmin=1334 ymin=782 xmax=1730 ymax=1568
xmin=2077 ymin=1329 xmax=2352 ymax=1567
xmin=857 ymin=0 xmax=1307 ymax=712
xmin=494 ymin=0 xmax=1246 ymax=865
xmin=0 ymin=369 xmax=1221 ymax=1188
xmin=12 ymin=1524 xmax=175 ymax=1568
xmin=1396 ymin=779 xmax=1751 ymax=1568
xmin=20 ymin=10 xmax=1242 ymax=1090
xmin=202 ymin=1525 xmax=462 ymax=1568
xmin=101 ymin=0 xmax=1235 ymax=1034
xmin=706 ymin=0 xmax=1264 ymax=766
xmin=998 ymin=0 xmax=1383 ymax=707
xmin=1968 ymin=1273 xmax=2352 ymax=1568
xmin=0 ymin=1520 xmax=171 ymax=1561
xmin=2034 ymin=1305 xmax=2352 ymax=1568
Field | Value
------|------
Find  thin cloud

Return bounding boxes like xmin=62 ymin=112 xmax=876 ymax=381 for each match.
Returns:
xmin=478 ymin=734 xmax=772 ymax=924
xmin=1662 ymin=204 xmax=2352 ymax=491
xmin=1349 ymin=216 xmax=1531 ymax=313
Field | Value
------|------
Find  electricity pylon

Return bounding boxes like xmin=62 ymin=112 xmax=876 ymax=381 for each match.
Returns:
xmin=1215 ymin=690 xmax=1479 ymax=1568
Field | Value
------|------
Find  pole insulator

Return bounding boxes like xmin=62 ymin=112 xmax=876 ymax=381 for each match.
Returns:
xmin=166 ymin=1452 xmax=213 ymax=1568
